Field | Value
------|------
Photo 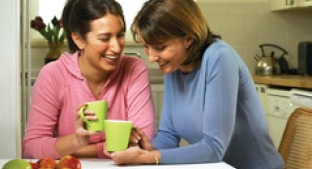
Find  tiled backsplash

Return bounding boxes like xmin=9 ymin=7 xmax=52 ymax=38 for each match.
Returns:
xmin=30 ymin=1 xmax=312 ymax=75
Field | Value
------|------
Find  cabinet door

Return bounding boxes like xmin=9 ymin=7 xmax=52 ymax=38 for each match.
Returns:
xmin=300 ymin=0 xmax=312 ymax=6
xmin=270 ymin=0 xmax=299 ymax=11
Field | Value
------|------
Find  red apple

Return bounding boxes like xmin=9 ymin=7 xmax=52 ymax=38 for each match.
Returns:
xmin=37 ymin=157 xmax=57 ymax=169
xmin=56 ymin=155 xmax=81 ymax=169
xmin=29 ymin=162 xmax=40 ymax=169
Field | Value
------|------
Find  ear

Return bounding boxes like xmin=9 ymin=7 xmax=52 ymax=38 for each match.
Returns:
xmin=71 ymin=32 xmax=86 ymax=50
xmin=184 ymin=36 xmax=194 ymax=49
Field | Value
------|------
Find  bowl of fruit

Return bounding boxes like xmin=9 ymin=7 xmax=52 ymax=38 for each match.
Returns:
xmin=2 ymin=155 xmax=81 ymax=169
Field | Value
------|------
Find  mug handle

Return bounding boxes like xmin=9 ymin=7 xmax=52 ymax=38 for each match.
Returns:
xmin=79 ymin=105 xmax=89 ymax=125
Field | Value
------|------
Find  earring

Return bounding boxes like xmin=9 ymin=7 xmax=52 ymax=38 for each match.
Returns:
xmin=186 ymin=46 xmax=189 ymax=49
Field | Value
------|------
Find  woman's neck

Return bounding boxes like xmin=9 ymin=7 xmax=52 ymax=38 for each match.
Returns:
xmin=78 ymin=56 xmax=110 ymax=99
xmin=180 ymin=65 xmax=194 ymax=75
xmin=78 ymin=55 xmax=109 ymax=84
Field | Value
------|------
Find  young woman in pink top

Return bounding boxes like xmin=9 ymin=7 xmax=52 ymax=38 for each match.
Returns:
xmin=22 ymin=0 xmax=155 ymax=159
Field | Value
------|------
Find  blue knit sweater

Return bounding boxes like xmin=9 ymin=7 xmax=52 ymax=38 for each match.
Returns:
xmin=151 ymin=39 xmax=284 ymax=169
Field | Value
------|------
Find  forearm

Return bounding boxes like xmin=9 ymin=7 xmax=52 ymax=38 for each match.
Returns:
xmin=57 ymin=136 xmax=108 ymax=158
xmin=72 ymin=144 xmax=98 ymax=158
xmin=55 ymin=133 xmax=84 ymax=156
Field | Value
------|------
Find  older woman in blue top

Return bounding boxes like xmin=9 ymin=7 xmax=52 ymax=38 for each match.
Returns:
xmin=109 ymin=0 xmax=285 ymax=168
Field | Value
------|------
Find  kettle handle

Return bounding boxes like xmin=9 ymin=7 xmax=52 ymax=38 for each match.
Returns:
xmin=259 ymin=44 xmax=288 ymax=57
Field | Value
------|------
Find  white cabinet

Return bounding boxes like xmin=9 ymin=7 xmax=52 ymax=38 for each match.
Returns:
xmin=301 ymin=0 xmax=312 ymax=7
xmin=265 ymin=88 xmax=293 ymax=148
xmin=255 ymin=84 xmax=293 ymax=149
xmin=151 ymin=84 xmax=164 ymax=133
xmin=270 ymin=0 xmax=299 ymax=11
xmin=270 ymin=0 xmax=312 ymax=11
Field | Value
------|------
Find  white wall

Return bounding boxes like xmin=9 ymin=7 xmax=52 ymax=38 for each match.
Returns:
xmin=30 ymin=1 xmax=312 ymax=75
xmin=199 ymin=1 xmax=312 ymax=73
xmin=0 ymin=0 xmax=21 ymax=158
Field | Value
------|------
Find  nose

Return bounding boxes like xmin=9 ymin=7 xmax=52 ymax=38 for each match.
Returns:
xmin=145 ymin=48 xmax=158 ymax=63
xmin=109 ymin=37 xmax=123 ymax=53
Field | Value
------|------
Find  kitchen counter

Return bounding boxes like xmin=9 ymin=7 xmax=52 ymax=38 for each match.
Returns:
xmin=252 ymin=75 xmax=312 ymax=90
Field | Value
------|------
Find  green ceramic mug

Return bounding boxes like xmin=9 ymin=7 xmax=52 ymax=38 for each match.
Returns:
xmin=105 ymin=120 xmax=133 ymax=152
xmin=79 ymin=100 xmax=108 ymax=132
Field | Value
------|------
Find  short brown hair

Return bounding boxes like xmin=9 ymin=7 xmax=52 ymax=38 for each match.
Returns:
xmin=131 ymin=0 xmax=220 ymax=69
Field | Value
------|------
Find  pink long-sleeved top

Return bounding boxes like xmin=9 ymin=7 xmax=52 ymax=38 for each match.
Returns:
xmin=22 ymin=52 xmax=155 ymax=159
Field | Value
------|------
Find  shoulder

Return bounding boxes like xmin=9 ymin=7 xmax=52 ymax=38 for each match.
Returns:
xmin=123 ymin=55 xmax=147 ymax=66
xmin=197 ymin=40 xmax=244 ymax=77
xmin=37 ymin=52 xmax=77 ymax=84
xmin=108 ymin=56 xmax=151 ymax=91
xmin=120 ymin=55 xmax=149 ymax=73
xmin=202 ymin=39 xmax=238 ymax=62
xmin=205 ymin=39 xmax=233 ymax=55
xmin=40 ymin=54 xmax=67 ymax=75
xmin=38 ymin=61 xmax=62 ymax=80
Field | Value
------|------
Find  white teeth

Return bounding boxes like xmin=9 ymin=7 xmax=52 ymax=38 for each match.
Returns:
xmin=105 ymin=55 xmax=117 ymax=60
xmin=158 ymin=61 xmax=167 ymax=66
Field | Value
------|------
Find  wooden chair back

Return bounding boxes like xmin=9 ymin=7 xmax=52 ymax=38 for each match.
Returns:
xmin=278 ymin=107 xmax=312 ymax=169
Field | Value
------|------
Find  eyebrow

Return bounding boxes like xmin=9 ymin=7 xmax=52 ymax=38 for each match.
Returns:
xmin=97 ymin=28 xmax=125 ymax=36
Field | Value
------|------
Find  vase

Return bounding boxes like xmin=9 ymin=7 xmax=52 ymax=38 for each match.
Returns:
xmin=45 ymin=41 xmax=64 ymax=64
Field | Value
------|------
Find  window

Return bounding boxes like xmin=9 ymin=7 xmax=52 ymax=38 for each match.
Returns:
xmin=38 ymin=1 xmax=65 ymax=23
xmin=32 ymin=0 xmax=147 ymax=42
xmin=116 ymin=0 xmax=146 ymax=41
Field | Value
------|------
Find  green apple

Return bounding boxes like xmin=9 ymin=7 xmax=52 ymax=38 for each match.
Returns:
xmin=2 ymin=159 xmax=31 ymax=169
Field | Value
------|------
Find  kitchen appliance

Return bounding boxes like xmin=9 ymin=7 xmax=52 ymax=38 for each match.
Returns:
xmin=298 ymin=41 xmax=312 ymax=75
xmin=255 ymin=44 xmax=288 ymax=75
xmin=265 ymin=87 xmax=293 ymax=149
xmin=264 ymin=87 xmax=312 ymax=149
xmin=290 ymin=88 xmax=312 ymax=109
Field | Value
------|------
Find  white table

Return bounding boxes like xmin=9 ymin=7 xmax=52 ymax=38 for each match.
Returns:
xmin=0 ymin=158 xmax=235 ymax=169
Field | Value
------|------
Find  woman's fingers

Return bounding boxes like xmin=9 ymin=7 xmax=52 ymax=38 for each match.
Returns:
xmin=128 ymin=127 xmax=154 ymax=151
xmin=83 ymin=109 xmax=98 ymax=120
xmin=137 ymin=128 xmax=154 ymax=151
xmin=129 ymin=127 xmax=142 ymax=146
xmin=75 ymin=115 xmax=84 ymax=129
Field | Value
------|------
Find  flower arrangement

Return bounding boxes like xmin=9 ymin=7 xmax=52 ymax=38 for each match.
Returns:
xmin=31 ymin=16 xmax=66 ymax=63
xmin=30 ymin=16 xmax=66 ymax=42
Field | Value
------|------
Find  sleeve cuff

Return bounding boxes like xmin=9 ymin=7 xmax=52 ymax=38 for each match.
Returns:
xmin=97 ymin=142 xmax=109 ymax=158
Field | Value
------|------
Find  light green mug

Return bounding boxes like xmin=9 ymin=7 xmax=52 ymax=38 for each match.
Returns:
xmin=105 ymin=120 xmax=133 ymax=152
xmin=79 ymin=100 xmax=108 ymax=132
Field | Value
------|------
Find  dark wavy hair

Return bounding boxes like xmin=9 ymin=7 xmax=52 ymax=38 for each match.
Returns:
xmin=62 ymin=0 xmax=125 ymax=53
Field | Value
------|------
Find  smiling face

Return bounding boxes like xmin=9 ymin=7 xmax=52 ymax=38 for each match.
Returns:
xmin=143 ymin=37 xmax=191 ymax=74
xmin=74 ymin=13 xmax=125 ymax=74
